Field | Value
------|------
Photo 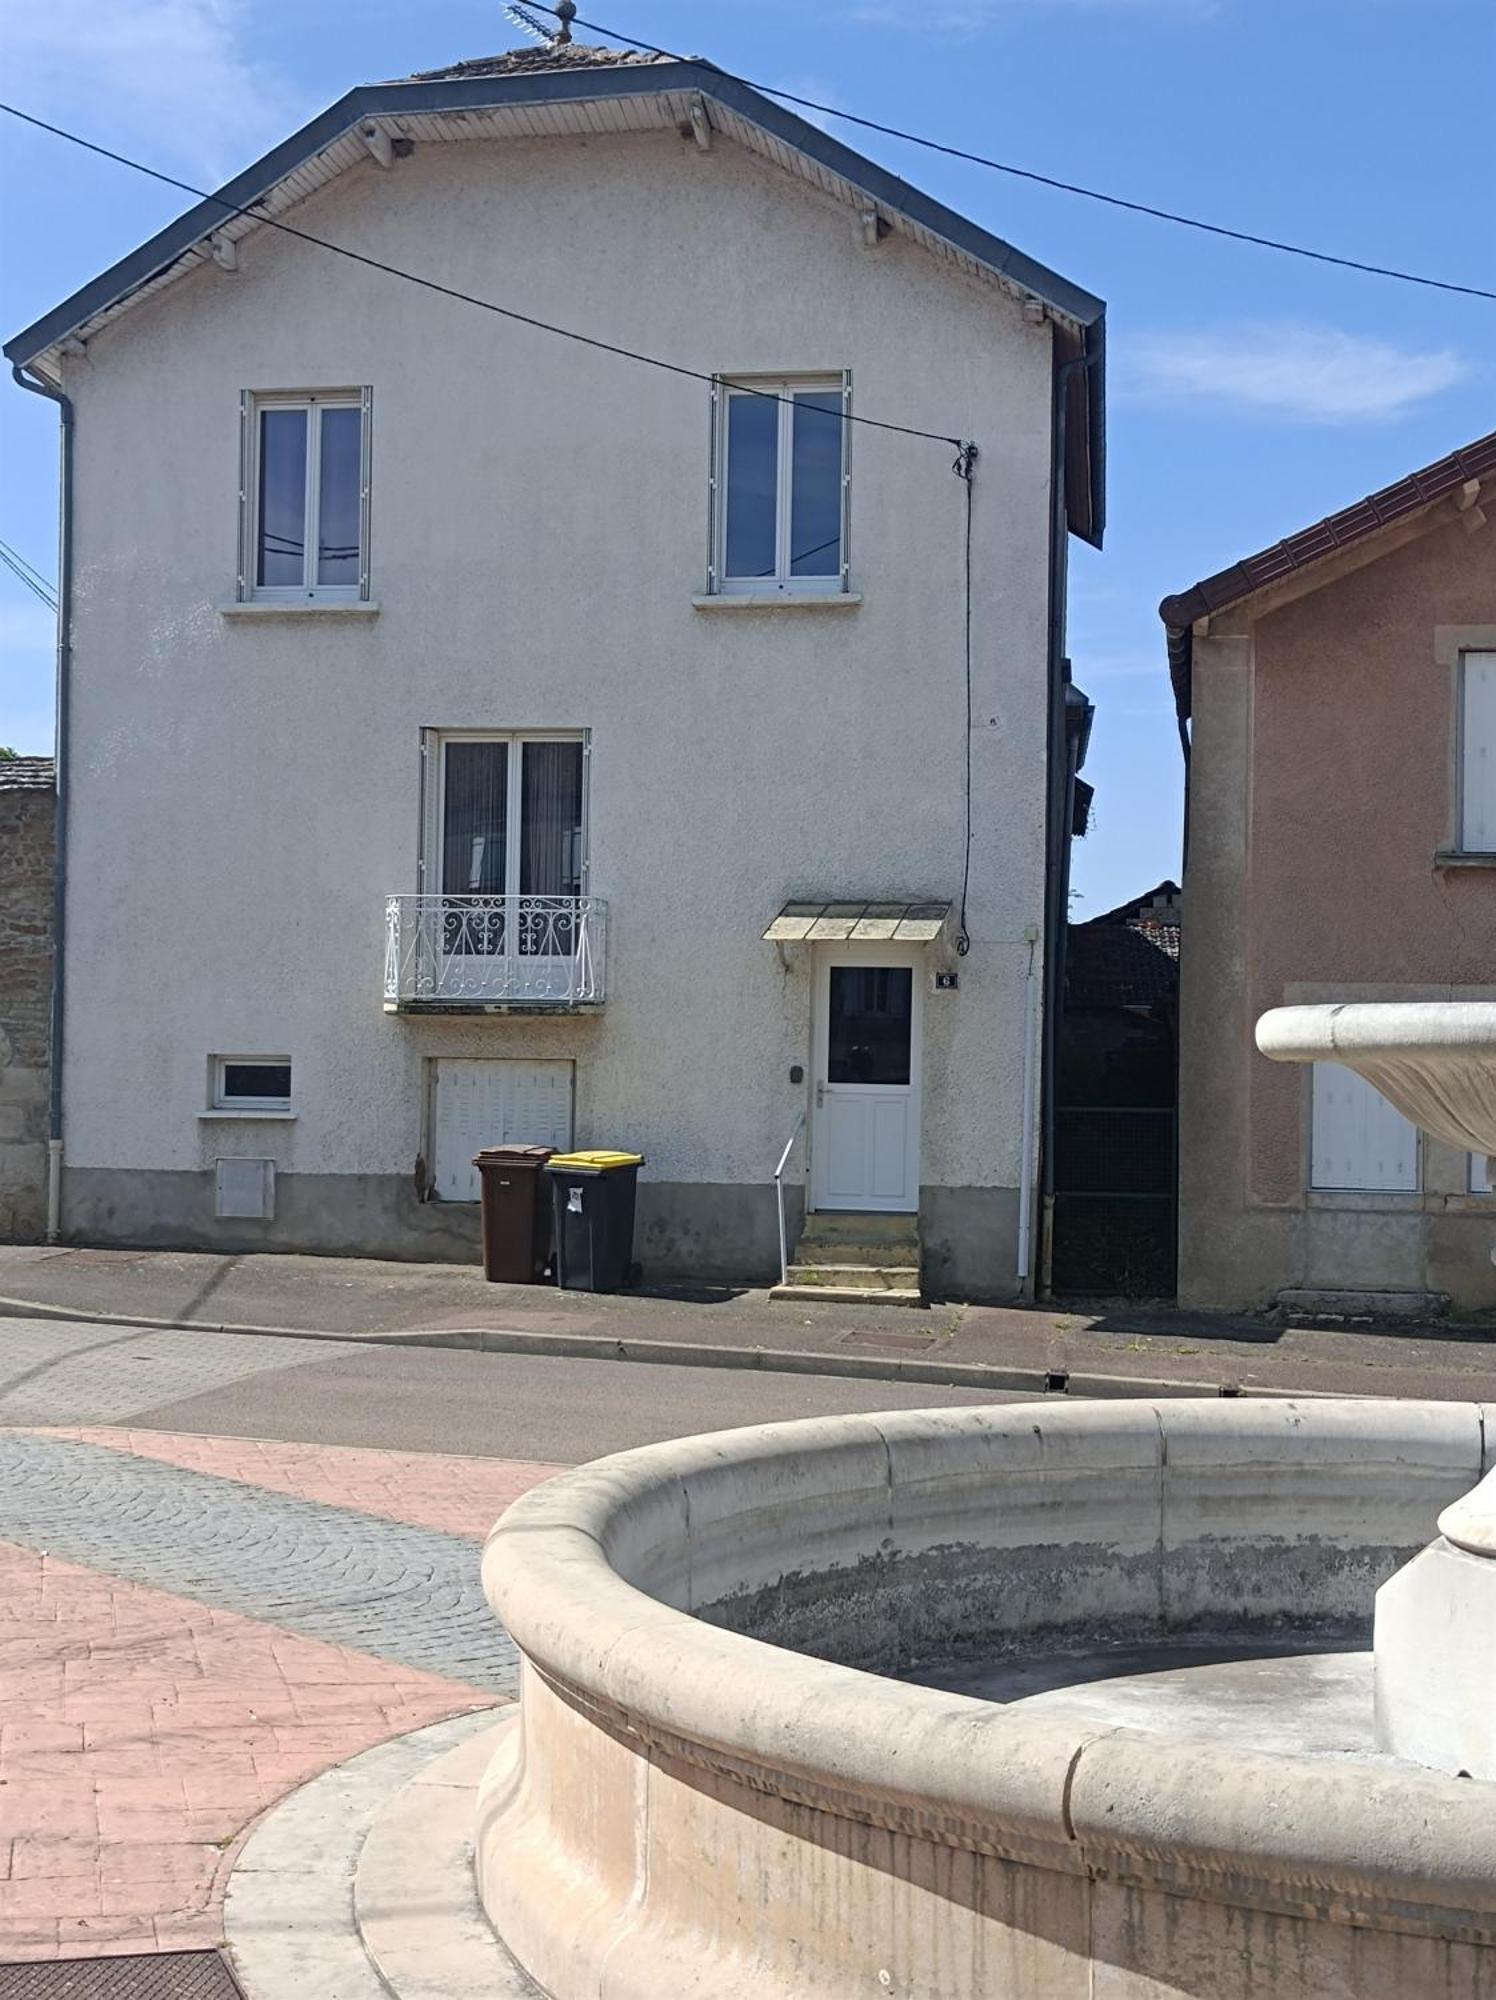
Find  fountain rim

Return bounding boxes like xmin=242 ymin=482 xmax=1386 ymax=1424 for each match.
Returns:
xmin=482 ymin=1396 xmax=1496 ymax=1925
xmin=1256 ymin=999 xmax=1496 ymax=1062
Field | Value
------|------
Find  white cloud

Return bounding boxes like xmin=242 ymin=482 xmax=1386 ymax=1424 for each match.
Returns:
xmin=6 ymin=0 xmax=302 ymax=183
xmin=1126 ymin=322 xmax=1467 ymax=424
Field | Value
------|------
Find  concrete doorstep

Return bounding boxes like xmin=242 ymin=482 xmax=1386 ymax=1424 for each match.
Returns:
xmin=0 ymin=1288 xmax=1314 ymax=1403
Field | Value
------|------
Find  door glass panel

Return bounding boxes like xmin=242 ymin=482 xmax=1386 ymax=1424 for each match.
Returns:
xmin=442 ymin=741 xmax=508 ymax=954
xmin=256 ymin=407 xmax=307 ymax=586
xmin=724 ymin=391 xmax=778 ymax=579
xmin=520 ymin=741 xmax=584 ymax=954
xmin=827 ymin=967 xmax=912 ymax=1085
xmin=789 ymin=390 xmax=842 ymax=577
xmin=316 ymin=405 xmax=362 ymax=585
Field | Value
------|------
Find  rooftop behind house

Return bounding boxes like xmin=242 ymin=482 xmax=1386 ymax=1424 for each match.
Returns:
xmin=0 ymin=757 xmax=56 ymax=792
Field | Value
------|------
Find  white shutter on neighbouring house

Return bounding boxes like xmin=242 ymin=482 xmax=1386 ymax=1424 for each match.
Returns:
xmin=1310 ymin=1064 xmax=1418 ymax=1192
xmin=1461 ymin=652 xmax=1496 ymax=852
xmin=432 ymin=1060 xmax=574 ymax=1202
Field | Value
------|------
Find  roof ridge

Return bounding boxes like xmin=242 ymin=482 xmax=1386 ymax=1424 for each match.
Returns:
xmin=398 ymin=42 xmax=674 ymax=84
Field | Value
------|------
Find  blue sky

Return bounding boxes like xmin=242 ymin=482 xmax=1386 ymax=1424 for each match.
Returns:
xmin=1 ymin=0 xmax=1491 ymax=914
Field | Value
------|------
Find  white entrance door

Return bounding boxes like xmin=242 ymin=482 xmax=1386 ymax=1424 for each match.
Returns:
xmin=811 ymin=952 xmax=921 ymax=1212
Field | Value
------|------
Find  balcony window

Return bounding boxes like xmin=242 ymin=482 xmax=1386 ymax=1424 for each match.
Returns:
xmin=240 ymin=390 xmax=370 ymax=601
xmin=384 ymin=732 xmax=603 ymax=1009
xmin=711 ymin=374 xmax=849 ymax=596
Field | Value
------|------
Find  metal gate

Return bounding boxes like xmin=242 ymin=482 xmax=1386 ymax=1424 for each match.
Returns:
xmin=1051 ymin=1104 xmax=1176 ymax=1297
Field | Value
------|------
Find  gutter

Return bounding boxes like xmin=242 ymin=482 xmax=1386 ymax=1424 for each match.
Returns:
xmin=11 ymin=363 xmax=73 ymax=1243
xmin=1035 ymin=350 xmax=1094 ymax=1298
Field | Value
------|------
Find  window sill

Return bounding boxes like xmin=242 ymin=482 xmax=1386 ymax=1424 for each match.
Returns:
xmin=691 ymin=592 xmax=862 ymax=612
xmin=219 ymin=600 xmax=380 ymax=619
xmin=198 ymin=1109 xmax=297 ymax=1121
xmin=1306 ymin=1188 xmax=1419 ymax=1208
xmin=1434 ymin=850 xmax=1496 ymax=869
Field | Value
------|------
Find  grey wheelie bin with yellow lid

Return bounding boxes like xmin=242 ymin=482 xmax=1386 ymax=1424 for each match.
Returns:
xmin=545 ymin=1150 xmax=644 ymax=1292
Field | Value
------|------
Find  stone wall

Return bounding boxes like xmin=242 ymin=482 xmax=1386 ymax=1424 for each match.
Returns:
xmin=0 ymin=764 xmax=55 ymax=1238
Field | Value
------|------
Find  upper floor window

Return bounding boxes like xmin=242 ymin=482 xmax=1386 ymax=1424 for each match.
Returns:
xmin=1459 ymin=650 xmax=1496 ymax=853
xmin=240 ymin=390 xmax=370 ymax=602
xmin=711 ymin=374 xmax=849 ymax=596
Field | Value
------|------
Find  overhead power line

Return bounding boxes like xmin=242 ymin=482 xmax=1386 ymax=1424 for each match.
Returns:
xmin=0 ymin=536 xmax=57 ymax=610
xmin=519 ymin=0 xmax=1496 ymax=304
xmin=0 ymin=103 xmax=965 ymax=451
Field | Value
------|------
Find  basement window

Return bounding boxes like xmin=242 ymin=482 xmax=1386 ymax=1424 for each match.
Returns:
xmin=211 ymin=1057 xmax=292 ymax=1113
xmin=239 ymin=390 xmax=371 ymax=601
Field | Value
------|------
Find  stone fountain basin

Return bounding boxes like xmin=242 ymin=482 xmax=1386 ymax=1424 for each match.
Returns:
xmin=478 ymin=1399 xmax=1496 ymax=1999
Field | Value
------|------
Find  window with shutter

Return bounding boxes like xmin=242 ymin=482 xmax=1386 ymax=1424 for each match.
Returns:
xmin=1310 ymin=1064 xmax=1418 ymax=1193
xmin=1460 ymin=652 xmax=1496 ymax=853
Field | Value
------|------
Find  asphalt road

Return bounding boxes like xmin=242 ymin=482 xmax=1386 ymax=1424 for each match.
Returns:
xmin=0 ymin=1315 xmax=1024 ymax=1462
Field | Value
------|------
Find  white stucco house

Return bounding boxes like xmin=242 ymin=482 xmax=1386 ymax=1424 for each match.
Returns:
xmin=7 ymin=35 xmax=1104 ymax=1298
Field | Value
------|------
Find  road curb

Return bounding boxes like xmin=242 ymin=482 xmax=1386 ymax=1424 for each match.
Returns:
xmin=0 ymin=1289 xmax=1330 ymax=1401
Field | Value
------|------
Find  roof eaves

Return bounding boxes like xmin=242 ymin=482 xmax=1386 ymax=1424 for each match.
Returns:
xmin=1158 ymin=428 xmax=1496 ymax=722
xmin=6 ymin=58 xmax=1104 ymax=370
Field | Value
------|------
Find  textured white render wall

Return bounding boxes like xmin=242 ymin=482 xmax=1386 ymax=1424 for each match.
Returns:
xmin=59 ymin=125 xmax=1055 ymax=1193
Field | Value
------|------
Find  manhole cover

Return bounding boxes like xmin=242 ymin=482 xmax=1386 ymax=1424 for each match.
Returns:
xmin=0 ymin=1953 xmax=243 ymax=2000
xmin=836 ymin=1329 xmax=940 ymax=1353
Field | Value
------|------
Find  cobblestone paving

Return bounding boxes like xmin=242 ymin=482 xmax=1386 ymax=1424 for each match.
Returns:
xmin=30 ymin=1428 xmax=562 ymax=1541
xmin=0 ymin=1318 xmax=348 ymax=1427
xmin=0 ymin=1433 xmax=518 ymax=1692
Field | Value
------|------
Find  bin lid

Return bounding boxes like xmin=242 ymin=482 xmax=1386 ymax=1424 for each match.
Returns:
xmin=546 ymin=1150 xmax=644 ymax=1172
xmin=474 ymin=1144 xmax=555 ymax=1165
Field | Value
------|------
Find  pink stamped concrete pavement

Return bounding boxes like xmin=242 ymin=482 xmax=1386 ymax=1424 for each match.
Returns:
xmin=0 ymin=1430 xmax=561 ymax=1964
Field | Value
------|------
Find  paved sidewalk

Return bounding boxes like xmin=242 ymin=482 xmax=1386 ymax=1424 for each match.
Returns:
xmin=0 ymin=1433 xmax=521 ymax=1688
xmin=0 ymin=1426 xmax=556 ymax=1965
xmin=3 ymin=1243 xmax=1496 ymax=1400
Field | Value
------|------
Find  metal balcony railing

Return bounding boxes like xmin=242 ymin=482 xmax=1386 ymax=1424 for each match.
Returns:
xmin=384 ymin=895 xmax=607 ymax=1008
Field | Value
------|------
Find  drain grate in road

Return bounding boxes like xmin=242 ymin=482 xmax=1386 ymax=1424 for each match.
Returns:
xmin=0 ymin=1953 xmax=243 ymax=2000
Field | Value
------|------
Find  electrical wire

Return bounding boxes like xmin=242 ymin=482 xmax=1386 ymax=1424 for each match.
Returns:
xmin=0 ymin=102 xmax=966 ymax=449
xmin=0 ymin=536 xmax=57 ymax=610
xmin=518 ymin=1 xmax=1496 ymax=304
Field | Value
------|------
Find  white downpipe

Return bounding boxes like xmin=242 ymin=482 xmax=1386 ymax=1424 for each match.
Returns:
xmin=46 ymin=1137 xmax=62 ymax=1244
xmin=1015 ymin=932 xmax=1040 ymax=1286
